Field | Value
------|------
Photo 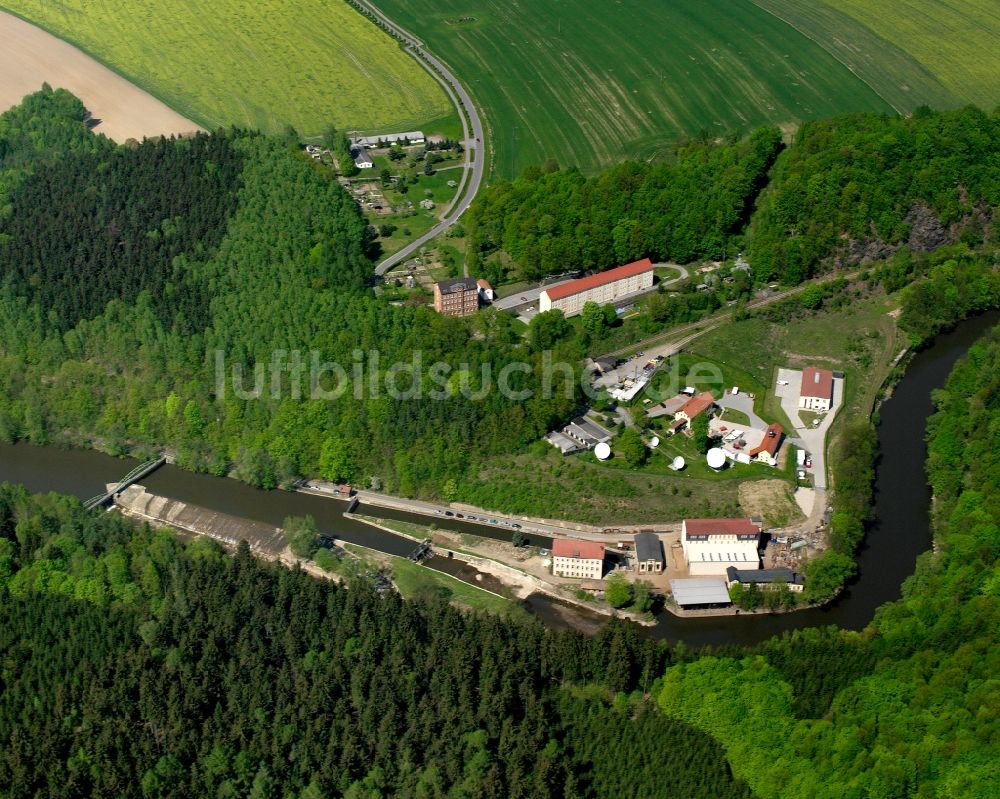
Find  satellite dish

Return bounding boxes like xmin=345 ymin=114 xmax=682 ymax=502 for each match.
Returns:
xmin=594 ymin=442 xmax=611 ymax=460
xmin=648 ymin=436 xmax=660 ymax=448
xmin=707 ymin=448 xmax=727 ymax=470
xmin=671 ymin=456 xmax=686 ymax=471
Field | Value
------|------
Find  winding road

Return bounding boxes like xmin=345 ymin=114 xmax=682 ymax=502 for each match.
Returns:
xmin=353 ymin=0 xmax=485 ymax=277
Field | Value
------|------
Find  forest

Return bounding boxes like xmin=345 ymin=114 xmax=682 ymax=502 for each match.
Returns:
xmin=466 ymin=106 xmax=1000 ymax=289
xmin=658 ymin=322 xmax=1000 ymax=798
xmin=0 ymin=484 xmax=751 ymax=799
xmin=465 ymin=127 xmax=782 ymax=285
xmin=0 ymin=88 xmax=578 ymax=498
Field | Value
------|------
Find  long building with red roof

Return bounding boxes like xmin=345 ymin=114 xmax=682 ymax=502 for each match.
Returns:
xmin=538 ymin=258 xmax=654 ymax=317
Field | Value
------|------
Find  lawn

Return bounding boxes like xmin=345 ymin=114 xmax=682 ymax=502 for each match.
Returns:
xmin=2 ymin=0 xmax=452 ymax=137
xmin=375 ymin=0 xmax=891 ymax=177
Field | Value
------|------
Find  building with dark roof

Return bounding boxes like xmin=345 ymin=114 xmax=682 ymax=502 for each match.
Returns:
xmin=433 ymin=276 xmax=480 ymax=317
xmin=538 ymin=258 xmax=654 ymax=317
xmin=726 ymin=566 xmax=804 ymax=592
xmin=634 ymin=532 xmax=664 ymax=574
xmin=799 ymin=367 xmax=834 ymax=411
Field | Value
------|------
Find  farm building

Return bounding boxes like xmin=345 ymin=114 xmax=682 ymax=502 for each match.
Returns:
xmin=355 ymin=131 xmax=425 ymax=147
xmin=748 ymin=422 xmax=783 ymax=465
xmin=681 ymin=518 xmax=762 ymax=576
xmin=799 ymin=367 xmax=834 ymax=411
xmin=633 ymin=532 xmax=664 ymax=574
xmin=551 ymin=539 xmax=605 ymax=580
xmin=433 ymin=277 xmax=480 ymax=317
xmin=726 ymin=566 xmax=804 ymax=592
xmin=538 ymin=258 xmax=654 ymax=317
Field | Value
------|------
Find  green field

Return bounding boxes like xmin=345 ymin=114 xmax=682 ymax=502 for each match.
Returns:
xmin=815 ymin=0 xmax=1000 ymax=110
xmin=376 ymin=0 xmax=893 ymax=177
xmin=2 ymin=0 xmax=452 ymax=137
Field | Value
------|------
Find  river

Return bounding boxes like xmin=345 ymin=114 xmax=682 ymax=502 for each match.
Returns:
xmin=0 ymin=312 xmax=995 ymax=645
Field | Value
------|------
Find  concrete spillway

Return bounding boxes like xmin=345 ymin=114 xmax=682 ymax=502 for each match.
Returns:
xmin=116 ymin=484 xmax=287 ymax=555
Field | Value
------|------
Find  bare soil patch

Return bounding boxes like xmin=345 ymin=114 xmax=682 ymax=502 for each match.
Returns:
xmin=0 ymin=11 xmax=201 ymax=142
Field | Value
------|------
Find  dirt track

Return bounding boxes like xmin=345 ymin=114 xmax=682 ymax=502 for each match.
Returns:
xmin=0 ymin=10 xmax=202 ymax=141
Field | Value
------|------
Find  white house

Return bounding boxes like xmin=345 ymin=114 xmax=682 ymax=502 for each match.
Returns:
xmin=538 ymin=258 xmax=654 ymax=317
xmin=681 ymin=518 xmax=762 ymax=576
xmin=799 ymin=367 xmax=833 ymax=412
xmin=551 ymin=539 xmax=605 ymax=580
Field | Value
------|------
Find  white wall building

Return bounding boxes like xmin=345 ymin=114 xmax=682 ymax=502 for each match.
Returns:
xmin=538 ymin=258 xmax=654 ymax=317
xmin=681 ymin=518 xmax=762 ymax=576
xmin=551 ymin=539 xmax=605 ymax=580
xmin=799 ymin=366 xmax=834 ymax=411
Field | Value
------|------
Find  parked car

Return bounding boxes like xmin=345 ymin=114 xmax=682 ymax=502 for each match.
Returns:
xmin=805 ymin=458 xmax=812 ymax=469
xmin=489 ymin=518 xmax=498 ymax=524
xmin=455 ymin=513 xmax=464 ymax=518
xmin=444 ymin=511 xmax=454 ymax=517
xmin=512 ymin=523 xmax=522 ymax=529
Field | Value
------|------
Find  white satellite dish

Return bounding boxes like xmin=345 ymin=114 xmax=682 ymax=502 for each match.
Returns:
xmin=671 ymin=456 xmax=686 ymax=471
xmin=706 ymin=448 xmax=727 ymax=470
xmin=594 ymin=442 xmax=611 ymax=460
xmin=648 ymin=436 xmax=660 ymax=448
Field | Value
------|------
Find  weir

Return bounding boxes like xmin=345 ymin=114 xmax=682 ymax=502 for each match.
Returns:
xmin=83 ymin=456 xmax=166 ymax=511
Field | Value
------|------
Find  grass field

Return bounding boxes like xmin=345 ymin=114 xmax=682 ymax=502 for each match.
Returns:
xmin=815 ymin=0 xmax=1000 ymax=110
xmin=750 ymin=0 xmax=961 ymax=113
xmin=1 ymin=0 xmax=452 ymax=137
xmin=376 ymin=0 xmax=892 ymax=177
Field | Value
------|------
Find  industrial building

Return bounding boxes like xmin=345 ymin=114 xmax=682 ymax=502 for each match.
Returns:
xmin=551 ymin=539 xmax=605 ymax=580
xmin=681 ymin=518 xmax=762 ymax=575
xmin=799 ymin=367 xmax=834 ymax=411
xmin=433 ymin=277 xmax=480 ymax=317
xmin=354 ymin=131 xmax=425 ymax=147
xmin=633 ymin=532 xmax=664 ymax=574
xmin=670 ymin=577 xmax=731 ymax=608
xmin=538 ymin=258 xmax=654 ymax=317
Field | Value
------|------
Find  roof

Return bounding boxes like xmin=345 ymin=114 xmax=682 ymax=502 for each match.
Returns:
xmin=634 ymin=532 xmax=663 ymax=563
xmin=476 ymin=278 xmax=493 ymax=290
xmin=684 ymin=518 xmax=761 ymax=536
xmin=542 ymin=258 xmax=654 ymax=302
xmin=436 ymin=276 xmax=478 ymax=294
xmin=670 ymin=577 xmax=731 ymax=606
xmin=726 ymin=566 xmax=804 ymax=585
xmin=552 ymin=539 xmax=605 ymax=561
xmin=800 ymin=367 xmax=833 ymax=400
xmin=749 ymin=423 xmax=783 ymax=457
xmin=676 ymin=391 xmax=716 ymax=419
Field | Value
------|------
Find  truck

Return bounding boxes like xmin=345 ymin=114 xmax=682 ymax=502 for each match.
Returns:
xmin=796 ymin=449 xmax=806 ymax=468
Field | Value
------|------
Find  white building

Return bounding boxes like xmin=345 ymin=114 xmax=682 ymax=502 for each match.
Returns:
xmin=681 ymin=518 xmax=762 ymax=576
xmin=551 ymin=539 xmax=605 ymax=580
xmin=355 ymin=131 xmax=425 ymax=147
xmin=538 ymin=258 xmax=654 ymax=317
xmin=799 ymin=367 xmax=833 ymax=411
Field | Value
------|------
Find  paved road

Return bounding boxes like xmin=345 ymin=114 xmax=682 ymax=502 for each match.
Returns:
xmin=354 ymin=0 xmax=485 ymax=277
xmin=774 ymin=369 xmax=845 ymax=490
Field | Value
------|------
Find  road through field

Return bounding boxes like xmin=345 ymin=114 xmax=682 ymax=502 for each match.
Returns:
xmin=354 ymin=0 xmax=486 ymax=276
xmin=0 ymin=10 xmax=201 ymax=141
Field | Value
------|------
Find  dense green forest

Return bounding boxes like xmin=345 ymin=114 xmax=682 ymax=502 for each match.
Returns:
xmin=657 ymin=323 xmax=1000 ymax=798
xmin=466 ymin=107 xmax=1000 ymax=289
xmin=466 ymin=127 xmax=782 ymax=285
xmin=0 ymin=88 xmax=577 ymax=496
xmin=0 ymin=484 xmax=752 ymax=798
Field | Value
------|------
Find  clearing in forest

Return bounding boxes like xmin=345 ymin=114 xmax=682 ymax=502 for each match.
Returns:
xmin=1 ymin=0 xmax=452 ymax=138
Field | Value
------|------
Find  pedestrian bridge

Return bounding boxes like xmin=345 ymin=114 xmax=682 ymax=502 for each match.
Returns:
xmin=83 ymin=456 xmax=166 ymax=511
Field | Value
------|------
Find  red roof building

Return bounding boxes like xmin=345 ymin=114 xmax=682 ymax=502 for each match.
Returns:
xmin=749 ymin=423 xmax=783 ymax=463
xmin=551 ymin=538 xmax=606 ymax=579
xmin=683 ymin=518 xmax=762 ymax=537
xmin=799 ymin=367 xmax=834 ymax=411
xmin=539 ymin=258 xmax=654 ymax=317
xmin=674 ymin=391 xmax=716 ymax=423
